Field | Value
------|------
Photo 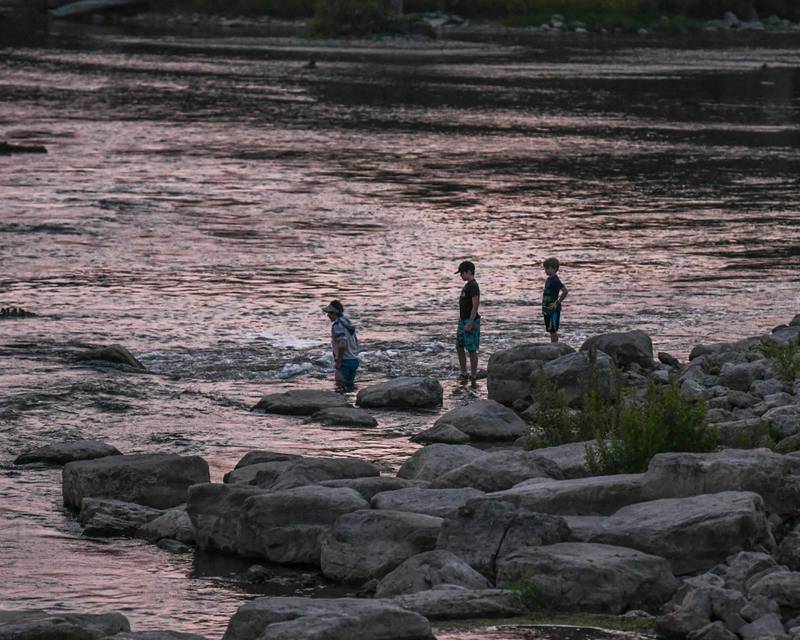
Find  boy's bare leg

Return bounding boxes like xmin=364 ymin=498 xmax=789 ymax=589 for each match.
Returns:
xmin=550 ymin=332 xmax=559 ymax=343
xmin=457 ymin=345 xmax=467 ymax=375
xmin=468 ymin=352 xmax=478 ymax=380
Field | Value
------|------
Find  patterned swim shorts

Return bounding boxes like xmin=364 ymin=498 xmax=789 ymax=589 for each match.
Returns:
xmin=456 ymin=317 xmax=481 ymax=352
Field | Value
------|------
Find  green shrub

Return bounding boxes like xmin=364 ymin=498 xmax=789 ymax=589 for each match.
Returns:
xmin=504 ymin=579 xmax=544 ymax=610
xmin=523 ymin=375 xmax=584 ymax=448
xmin=586 ymin=380 xmax=716 ymax=474
xmin=307 ymin=0 xmax=396 ymax=36
xmin=761 ymin=341 xmax=800 ymax=385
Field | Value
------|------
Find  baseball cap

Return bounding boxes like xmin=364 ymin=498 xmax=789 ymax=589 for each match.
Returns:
xmin=455 ymin=260 xmax=475 ymax=274
xmin=322 ymin=300 xmax=344 ymax=315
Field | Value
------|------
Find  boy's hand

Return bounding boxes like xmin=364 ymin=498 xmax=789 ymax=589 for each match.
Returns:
xmin=549 ymin=302 xmax=558 ymax=310
xmin=465 ymin=321 xmax=473 ymax=333
xmin=335 ymin=359 xmax=342 ymax=369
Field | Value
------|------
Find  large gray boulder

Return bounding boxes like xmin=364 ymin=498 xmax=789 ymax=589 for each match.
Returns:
xmin=62 ymin=454 xmax=210 ymax=511
xmin=253 ymin=457 xmax=381 ymax=491
xmin=375 ymin=550 xmax=491 ymax=597
xmin=397 ymin=444 xmax=485 ymax=482
xmin=239 ymin=486 xmax=369 ymax=564
xmin=718 ymin=361 xmax=763 ymax=392
xmin=430 ymin=449 xmax=563 ymax=492
xmin=533 ymin=350 xmax=616 ymax=407
xmin=356 ymin=377 xmax=443 ymax=409
xmin=188 ymin=483 xmax=268 ymax=554
xmin=389 ymin=589 xmax=526 ymax=620
xmin=320 ymin=510 xmax=443 ymax=583
xmin=78 ymin=498 xmax=162 ymax=537
xmin=0 ymin=609 xmax=130 ymax=639
xmin=231 ymin=451 xmax=302 ymax=470
xmin=252 ymin=390 xmax=348 ymax=415
xmin=14 ymin=439 xmax=121 ymax=465
xmin=486 ymin=342 xmax=574 ymax=405
xmin=478 ymin=473 xmax=645 ymax=516
xmin=641 ymin=449 xmax=800 ymax=517
xmin=137 ymin=506 xmax=196 ymax=544
xmin=437 ymin=500 xmax=570 ymax=580
xmin=496 ymin=542 xmax=678 ymax=614
xmin=224 ymin=460 xmax=296 ymax=486
xmin=318 ymin=476 xmax=428 ymax=501
xmin=566 ymin=492 xmax=770 ymax=575
xmin=431 ymin=400 xmax=528 ymax=441
xmin=371 ymin=487 xmax=483 ymax=519
xmin=747 ymin=570 xmax=800 ymax=610
xmin=580 ymin=330 xmax=654 ymax=369
xmin=222 ymin=596 xmax=433 ymax=640
xmin=411 ymin=423 xmax=471 ymax=445
xmin=525 ymin=440 xmax=592 ymax=479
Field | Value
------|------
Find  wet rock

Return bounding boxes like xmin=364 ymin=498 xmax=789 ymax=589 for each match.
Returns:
xmin=566 ymin=492 xmax=770 ymax=575
xmin=155 ymin=539 xmax=194 ymax=554
xmin=659 ymin=351 xmax=682 ymax=368
xmin=641 ymin=449 xmax=800 ymax=517
xmin=231 ymin=451 xmax=302 ymax=470
xmin=309 ymin=406 xmax=378 ymax=427
xmin=479 ymin=473 xmax=644 ymax=516
xmin=224 ymin=459 xmax=296 ymax=485
xmin=0 ymin=142 xmax=47 ymax=154
xmin=375 ymin=550 xmax=490 ymax=597
xmin=0 ymin=609 xmax=130 ymax=638
xmin=486 ymin=342 xmax=574 ymax=405
xmin=63 ymin=453 xmax=210 ymax=511
xmin=317 ymin=476 xmax=427 ymax=501
xmin=187 ymin=483 xmax=267 ymax=554
xmin=497 ymin=542 xmax=678 ymax=614
xmin=371 ymin=487 xmax=483 ymax=519
xmin=14 ymin=439 xmax=121 ymax=465
xmin=533 ymin=350 xmax=616 ymax=407
xmin=430 ymin=448 xmax=563 ymax=492
xmin=390 ymin=588 xmax=525 ymax=620
xmin=74 ymin=344 xmax=146 ymax=370
xmin=137 ymin=506 xmax=195 ymax=544
xmin=255 ymin=457 xmax=380 ymax=490
xmin=240 ymin=486 xmax=369 ymax=564
xmin=581 ymin=330 xmax=654 ymax=368
xmin=320 ymin=510 xmax=442 ymax=583
xmin=223 ymin=596 xmax=433 ymax=640
xmin=397 ymin=444 xmax=485 ymax=482
xmin=411 ymin=423 xmax=471 ymax=444
xmin=78 ymin=497 xmax=162 ymax=537
xmin=356 ymin=377 xmax=443 ymax=409
xmin=252 ymin=390 xmax=348 ymax=415
xmin=431 ymin=399 xmax=527 ymax=441
xmin=437 ymin=500 xmax=570 ymax=580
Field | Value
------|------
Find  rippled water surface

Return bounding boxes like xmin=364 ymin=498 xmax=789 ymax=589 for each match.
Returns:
xmin=1 ymin=22 xmax=799 ymax=639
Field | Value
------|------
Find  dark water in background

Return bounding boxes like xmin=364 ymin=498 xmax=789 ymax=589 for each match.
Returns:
xmin=1 ymin=22 xmax=799 ymax=638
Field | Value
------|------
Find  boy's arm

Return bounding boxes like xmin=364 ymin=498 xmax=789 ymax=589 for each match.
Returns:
xmin=332 ymin=328 xmax=347 ymax=368
xmin=466 ymin=295 xmax=480 ymax=331
xmin=556 ymin=284 xmax=568 ymax=306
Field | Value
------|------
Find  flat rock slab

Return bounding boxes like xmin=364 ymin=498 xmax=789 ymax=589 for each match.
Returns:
xmin=357 ymin=377 xmax=443 ymax=409
xmin=481 ymin=473 xmax=644 ymax=516
xmin=257 ymin=457 xmax=381 ymax=491
xmin=431 ymin=399 xmax=527 ymax=441
xmin=63 ymin=453 xmax=210 ymax=511
xmin=376 ymin=550 xmax=491 ymax=597
xmin=321 ymin=509 xmax=443 ymax=583
xmin=397 ymin=444 xmax=485 ymax=482
xmin=252 ymin=389 xmax=349 ymax=415
xmin=411 ymin=423 xmax=471 ymax=445
xmin=524 ymin=440 xmax=593 ymax=479
xmin=565 ymin=491 xmax=770 ymax=575
xmin=240 ymin=486 xmax=369 ymax=564
xmin=78 ymin=498 xmax=162 ymax=537
xmin=430 ymin=448 xmax=564 ymax=492
xmin=309 ymin=406 xmax=378 ymax=427
xmin=15 ymin=439 xmax=121 ymax=466
xmin=371 ymin=487 xmax=484 ymax=519
xmin=318 ymin=477 xmax=428 ymax=501
xmin=223 ymin=596 xmax=433 ymax=640
xmin=0 ymin=609 xmax=130 ymax=639
xmin=389 ymin=588 xmax=526 ymax=620
xmin=496 ymin=542 xmax=678 ymax=614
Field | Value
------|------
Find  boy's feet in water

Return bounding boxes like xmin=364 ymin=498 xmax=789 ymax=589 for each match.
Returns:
xmin=469 ymin=375 xmax=477 ymax=387
xmin=458 ymin=372 xmax=469 ymax=384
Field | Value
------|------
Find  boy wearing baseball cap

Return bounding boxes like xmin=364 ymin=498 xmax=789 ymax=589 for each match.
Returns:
xmin=455 ymin=260 xmax=480 ymax=385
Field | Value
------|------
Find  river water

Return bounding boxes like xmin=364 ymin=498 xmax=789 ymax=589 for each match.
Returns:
xmin=1 ymin=21 xmax=799 ymax=639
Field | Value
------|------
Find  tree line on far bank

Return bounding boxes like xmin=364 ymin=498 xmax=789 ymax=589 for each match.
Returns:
xmin=156 ymin=0 xmax=800 ymax=23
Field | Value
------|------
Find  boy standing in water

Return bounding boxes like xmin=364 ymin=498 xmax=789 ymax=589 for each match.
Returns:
xmin=322 ymin=300 xmax=359 ymax=390
xmin=456 ymin=260 xmax=480 ymax=384
xmin=542 ymin=257 xmax=568 ymax=343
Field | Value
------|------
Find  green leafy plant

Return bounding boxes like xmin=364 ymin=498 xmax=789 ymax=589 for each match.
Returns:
xmin=761 ymin=341 xmax=800 ymax=385
xmin=504 ymin=578 xmax=544 ymax=610
xmin=522 ymin=374 xmax=584 ymax=448
xmin=586 ymin=380 xmax=716 ymax=474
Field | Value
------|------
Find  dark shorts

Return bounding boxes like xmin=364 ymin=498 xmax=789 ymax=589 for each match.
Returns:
xmin=456 ymin=318 xmax=481 ymax=352
xmin=544 ymin=310 xmax=560 ymax=333
xmin=339 ymin=358 xmax=359 ymax=384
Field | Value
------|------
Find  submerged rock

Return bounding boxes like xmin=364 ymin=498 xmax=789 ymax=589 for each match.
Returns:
xmin=309 ymin=406 xmax=378 ymax=427
xmin=0 ymin=609 xmax=129 ymax=638
xmin=74 ymin=344 xmax=146 ymax=370
xmin=252 ymin=389 xmax=349 ymax=415
xmin=15 ymin=439 xmax=121 ymax=465
xmin=79 ymin=497 xmax=162 ymax=537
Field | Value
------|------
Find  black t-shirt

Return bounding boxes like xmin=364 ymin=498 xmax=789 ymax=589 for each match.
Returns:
xmin=459 ymin=280 xmax=480 ymax=320
xmin=542 ymin=275 xmax=563 ymax=313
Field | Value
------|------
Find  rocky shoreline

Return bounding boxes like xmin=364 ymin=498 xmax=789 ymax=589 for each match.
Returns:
xmin=4 ymin=315 xmax=800 ymax=639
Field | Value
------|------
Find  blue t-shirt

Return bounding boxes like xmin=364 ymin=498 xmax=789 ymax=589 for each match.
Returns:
xmin=542 ymin=275 xmax=564 ymax=315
